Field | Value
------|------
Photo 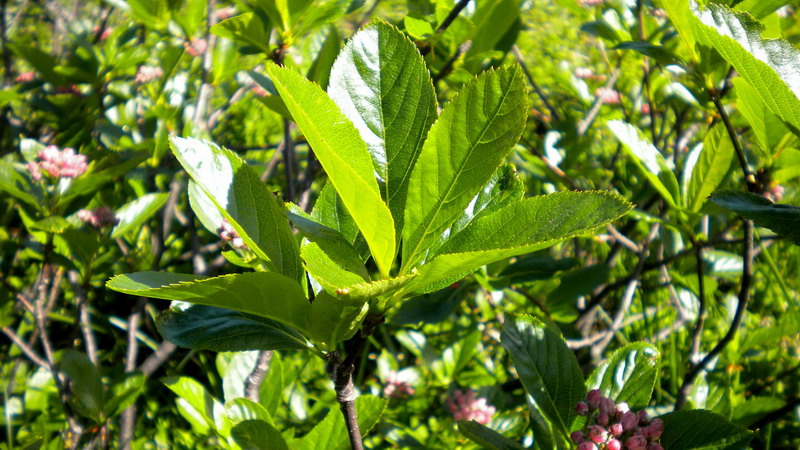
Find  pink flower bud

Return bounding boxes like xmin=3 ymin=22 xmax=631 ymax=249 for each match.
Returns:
xmin=595 ymin=87 xmax=621 ymax=104
xmin=571 ymin=431 xmax=586 ymax=444
xmin=15 ymin=71 xmax=35 ymax=83
xmin=607 ymin=439 xmax=623 ymax=450
xmin=185 ymin=38 xmax=207 ymax=57
xmin=576 ymin=401 xmax=589 ymax=416
xmin=598 ymin=412 xmax=610 ymax=426
xmin=599 ymin=398 xmax=616 ymax=416
xmin=625 ymin=435 xmax=648 ymax=450
xmin=637 ymin=410 xmax=649 ymax=425
xmin=621 ymin=411 xmax=638 ymax=431
xmin=609 ymin=423 xmax=623 ymax=437
xmin=586 ymin=389 xmax=603 ymax=409
xmin=588 ymin=425 xmax=608 ymax=444
xmin=578 ymin=442 xmax=597 ymax=450
xmin=646 ymin=444 xmax=663 ymax=450
xmin=647 ymin=418 xmax=663 ymax=439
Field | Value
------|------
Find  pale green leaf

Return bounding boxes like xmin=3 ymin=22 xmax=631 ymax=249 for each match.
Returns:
xmin=111 ymin=193 xmax=169 ymax=239
xmin=656 ymin=0 xmax=698 ymax=61
xmin=501 ymin=315 xmax=584 ymax=440
xmin=163 ymin=376 xmax=221 ymax=432
xmin=107 ymin=272 xmax=310 ymax=333
xmin=735 ymin=0 xmax=789 ymax=19
xmin=156 ymin=305 xmax=309 ymax=352
xmin=734 ymin=78 xmax=789 ymax=159
xmin=291 ymin=395 xmax=387 ymax=450
xmin=403 ymin=66 xmax=528 ymax=269
xmin=586 ymin=343 xmax=659 ymax=409
xmin=328 ymin=21 xmax=437 ymax=234
xmin=660 ymin=410 xmax=753 ymax=449
xmin=170 ymin=137 xmax=303 ymax=283
xmin=608 ymin=120 xmax=679 ymax=208
xmin=710 ymin=190 xmax=800 ymax=244
xmin=685 ymin=125 xmax=734 ymax=212
xmin=690 ymin=0 xmax=800 ymax=133
xmin=301 ymin=242 xmax=368 ymax=294
xmin=265 ymin=63 xmax=396 ymax=277
xmin=402 ymin=191 xmax=631 ymax=294
xmin=210 ymin=13 xmax=271 ymax=53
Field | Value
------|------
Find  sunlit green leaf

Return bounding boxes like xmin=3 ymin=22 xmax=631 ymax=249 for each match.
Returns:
xmin=586 ymin=343 xmax=659 ymax=409
xmin=710 ymin=190 xmax=800 ymax=244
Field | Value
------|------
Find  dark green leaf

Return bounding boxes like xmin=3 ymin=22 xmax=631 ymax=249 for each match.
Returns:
xmin=458 ymin=420 xmax=525 ymax=450
xmin=403 ymin=66 xmax=528 ymax=269
xmin=659 ymin=410 xmax=753 ymax=449
xmin=60 ymin=350 xmax=104 ymax=418
xmin=156 ymin=305 xmax=309 ymax=352
xmin=500 ymin=315 xmax=584 ymax=440
xmin=614 ymin=41 xmax=684 ymax=66
xmin=328 ymin=21 xmax=437 ymax=235
xmin=710 ymin=190 xmax=800 ymax=244
xmin=586 ymin=343 xmax=659 ymax=410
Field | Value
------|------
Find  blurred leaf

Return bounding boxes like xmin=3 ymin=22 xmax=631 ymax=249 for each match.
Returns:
xmin=458 ymin=420 xmax=525 ymax=450
xmin=403 ymin=66 xmax=528 ymax=269
xmin=404 ymin=191 xmax=631 ymax=295
xmin=259 ymin=353 xmax=283 ymax=417
xmin=266 ymin=63 xmax=396 ymax=277
xmin=163 ymin=376 xmax=221 ymax=433
xmin=328 ymin=21 xmax=436 ymax=238
xmin=107 ymin=272 xmax=310 ymax=333
xmin=690 ymin=1 xmax=800 ymax=134
xmin=735 ymin=0 xmax=792 ymax=20
xmin=731 ymin=396 xmax=786 ymax=427
xmin=171 ymin=137 xmax=303 ymax=283
xmin=608 ymin=120 xmax=679 ymax=208
xmin=111 ymin=193 xmax=169 ymax=239
xmin=710 ymin=190 xmax=800 ymax=244
xmin=586 ymin=343 xmax=659 ymax=410
xmin=232 ymin=419 xmax=289 ymax=450
xmin=614 ymin=41 xmax=684 ymax=66
xmin=548 ymin=265 xmax=609 ymax=323
xmin=104 ymin=373 xmax=144 ymax=418
xmin=211 ymin=13 xmax=271 ymax=53
xmin=28 ymin=216 xmax=71 ymax=234
xmin=684 ymin=125 xmax=734 ymax=212
xmin=307 ymin=27 xmax=340 ymax=89
xmin=291 ymin=395 xmax=387 ymax=450
xmin=734 ymin=78 xmax=789 ymax=159
xmin=60 ymin=350 xmax=104 ymax=419
xmin=501 ymin=315 xmax=584 ymax=442
xmin=0 ymin=161 xmax=40 ymax=208
xmin=659 ymin=410 xmax=753 ymax=449
xmin=157 ymin=305 xmax=309 ymax=352
xmin=226 ymin=398 xmax=272 ymax=424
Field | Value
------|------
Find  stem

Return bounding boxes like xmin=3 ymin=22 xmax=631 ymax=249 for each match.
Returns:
xmin=244 ymin=350 xmax=272 ymax=402
xmin=688 ymin=244 xmax=707 ymax=364
xmin=419 ymin=0 xmax=471 ymax=56
xmin=710 ymin=89 xmax=756 ymax=191
xmin=511 ymin=45 xmax=560 ymax=122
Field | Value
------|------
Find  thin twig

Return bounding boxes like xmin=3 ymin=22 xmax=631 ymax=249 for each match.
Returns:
xmin=2 ymin=326 xmax=48 ymax=369
xmin=578 ymin=68 xmax=621 ymax=136
xmin=688 ymin=245 xmax=707 ymax=364
xmin=512 ymin=45 xmax=560 ymax=122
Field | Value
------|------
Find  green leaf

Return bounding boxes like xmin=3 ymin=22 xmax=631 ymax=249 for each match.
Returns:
xmin=334 ymin=270 xmax=418 ymax=304
xmin=659 ymin=410 xmax=753 ymax=449
xmin=730 ymin=396 xmax=786 ymax=427
xmin=265 ymin=63 xmax=396 ymax=277
xmin=60 ymin=350 xmax=104 ymax=419
xmin=403 ymin=66 xmax=528 ymax=269
xmin=232 ymin=420 xmax=289 ymax=450
xmin=608 ymin=120 xmax=679 ymax=208
xmin=156 ymin=305 xmax=309 ymax=352
xmin=458 ymin=420 xmax=525 ymax=450
xmin=586 ymin=343 xmax=659 ymax=410
xmin=328 ymin=21 xmax=437 ymax=236
xmin=210 ymin=13 xmax=271 ymax=53
xmin=307 ymin=291 xmax=368 ymax=348
xmin=226 ymin=398 xmax=272 ymax=424
xmin=735 ymin=0 xmax=788 ymax=19
xmin=301 ymin=242 xmax=368 ymax=294
xmin=103 ymin=373 xmax=144 ymax=418
xmin=690 ymin=1 xmax=800 ymax=133
xmin=107 ymin=272 xmax=311 ymax=333
xmin=614 ymin=41 xmax=685 ymax=66
xmin=29 ymin=216 xmax=71 ymax=234
xmin=710 ymin=190 xmax=800 ymax=244
xmin=734 ymin=78 xmax=789 ymax=159
xmin=171 ymin=137 xmax=303 ymax=283
xmin=403 ymin=191 xmax=631 ymax=294
xmin=447 ymin=164 xmax=524 ymax=240
xmin=0 ymin=161 xmax=40 ymax=208
xmin=311 ymin=182 xmax=370 ymax=260
xmin=291 ymin=395 xmax=387 ymax=450
xmin=500 ymin=315 xmax=585 ymax=440
xmin=111 ymin=193 xmax=169 ymax=239
xmin=464 ymin=0 xmax=523 ymax=72
xmin=656 ymin=0 xmax=698 ymax=61
xmin=307 ymin=27 xmax=340 ymax=89
xmin=684 ymin=125 xmax=734 ymax=212
xmin=163 ymin=376 xmax=222 ymax=432
xmin=259 ymin=352 xmax=283 ymax=417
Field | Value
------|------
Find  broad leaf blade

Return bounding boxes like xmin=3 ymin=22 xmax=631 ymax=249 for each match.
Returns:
xmin=156 ymin=305 xmax=309 ymax=352
xmin=501 ymin=315 xmax=585 ymax=439
xmin=111 ymin=193 xmax=169 ymax=239
xmin=170 ymin=137 xmax=303 ymax=283
xmin=586 ymin=343 xmax=659 ymax=410
xmin=307 ymin=291 xmax=369 ymax=348
xmin=232 ymin=420 xmax=289 ymax=450
xmin=608 ymin=120 xmax=679 ymax=208
xmin=710 ymin=190 xmax=800 ymax=244
xmin=328 ymin=21 xmax=437 ymax=235
xmin=403 ymin=66 xmax=528 ymax=268
xmin=685 ymin=125 xmax=734 ymax=212
xmin=107 ymin=272 xmax=310 ymax=333
xmin=690 ymin=1 xmax=800 ymax=133
xmin=403 ymin=191 xmax=631 ymax=294
xmin=659 ymin=410 xmax=753 ymax=449
xmin=734 ymin=78 xmax=789 ymax=159
xmin=266 ymin=63 xmax=396 ymax=277
xmin=291 ymin=395 xmax=387 ymax=450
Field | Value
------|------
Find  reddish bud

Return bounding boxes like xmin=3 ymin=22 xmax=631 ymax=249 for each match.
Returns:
xmin=625 ymin=435 xmax=648 ymax=450
xmin=571 ymin=431 xmax=586 ymax=444
xmin=621 ymin=411 xmax=638 ymax=431
xmin=607 ymin=439 xmax=623 ymax=450
xmin=609 ymin=423 xmax=623 ymax=437
xmin=588 ymin=425 xmax=608 ymax=444
xmin=578 ymin=442 xmax=597 ymax=450
xmin=586 ymin=389 xmax=603 ymax=409
xmin=576 ymin=401 xmax=589 ymax=416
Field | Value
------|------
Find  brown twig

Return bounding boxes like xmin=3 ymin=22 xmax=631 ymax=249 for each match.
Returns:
xmin=2 ymin=326 xmax=48 ymax=369
xmin=244 ymin=351 xmax=272 ymax=402
xmin=512 ymin=45 xmax=560 ymax=123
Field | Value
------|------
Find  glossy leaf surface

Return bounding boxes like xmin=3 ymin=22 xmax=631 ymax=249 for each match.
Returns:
xmin=710 ymin=190 xmax=800 ymax=244
xmin=660 ymin=410 xmax=753 ymax=449
xmin=684 ymin=125 xmax=734 ymax=213
xmin=586 ymin=343 xmax=659 ymax=409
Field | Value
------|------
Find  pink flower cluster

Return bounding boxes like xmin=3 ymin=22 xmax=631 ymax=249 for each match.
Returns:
xmin=27 ymin=145 xmax=88 ymax=181
xmin=762 ymin=183 xmax=785 ymax=203
xmin=447 ymin=389 xmax=496 ymax=425
xmin=383 ymin=372 xmax=415 ymax=399
xmin=77 ymin=206 xmax=118 ymax=228
xmin=135 ymin=65 xmax=164 ymax=84
xmin=185 ymin=38 xmax=208 ymax=57
xmin=218 ymin=219 xmax=248 ymax=250
xmin=572 ymin=390 xmax=663 ymax=450
xmin=595 ymin=87 xmax=621 ymax=105
xmin=579 ymin=0 xmax=604 ymax=6
xmin=16 ymin=71 xmax=35 ymax=83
